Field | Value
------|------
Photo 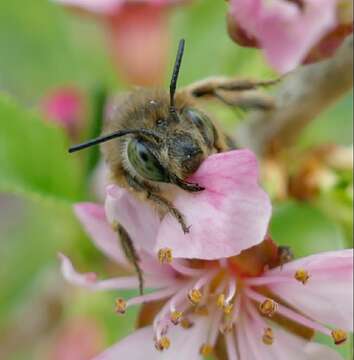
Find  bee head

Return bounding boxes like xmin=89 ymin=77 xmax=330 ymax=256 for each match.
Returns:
xmin=68 ymin=39 xmax=216 ymax=192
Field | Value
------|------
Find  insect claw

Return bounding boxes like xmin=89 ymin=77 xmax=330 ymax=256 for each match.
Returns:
xmin=172 ymin=175 xmax=205 ymax=192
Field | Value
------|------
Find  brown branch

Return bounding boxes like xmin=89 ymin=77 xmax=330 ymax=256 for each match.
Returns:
xmin=235 ymin=35 xmax=353 ymax=155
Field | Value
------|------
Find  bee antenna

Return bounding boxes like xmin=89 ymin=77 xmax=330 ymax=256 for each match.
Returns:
xmin=68 ymin=129 xmax=161 ymax=153
xmin=169 ymin=39 xmax=185 ymax=121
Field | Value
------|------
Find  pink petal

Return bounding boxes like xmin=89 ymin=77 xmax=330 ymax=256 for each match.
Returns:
xmin=156 ymin=150 xmax=271 ymax=259
xmin=267 ymin=249 xmax=353 ymax=331
xmin=237 ymin=306 xmax=342 ymax=360
xmin=59 ymin=254 xmax=139 ymax=290
xmin=105 ymin=185 xmax=160 ymax=255
xmin=93 ymin=317 xmax=210 ymax=360
xmin=230 ymin=0 xmax=337 ymax=72
xmin=74 ymin=203 xmax=130 ymax=267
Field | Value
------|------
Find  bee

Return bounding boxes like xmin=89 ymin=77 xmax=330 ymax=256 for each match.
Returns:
xmin=69 ymin=39 xmax=277 ymax=292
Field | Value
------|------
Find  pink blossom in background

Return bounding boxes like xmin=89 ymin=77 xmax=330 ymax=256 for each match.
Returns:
xmin=49 ymin=317 xmax=104 ymax=360
xmin=54 ymin=0 xmax=190 ymax=85
xmin=41 ymin=87 xmax=84 ymax=138
xmin=60 ymin=199 xmax=353 ymax=359
xmin=228 ymin=0 xmax=352 ymax=73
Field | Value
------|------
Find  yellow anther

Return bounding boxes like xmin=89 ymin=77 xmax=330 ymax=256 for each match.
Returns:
xmin=223 ymin=302 xmax=234 ymax=315
xmin=155 ymin=336 xmax=171 ymax=351
xmin=199 ymin=343 xmax=213 ymax=356
xmin=262 ymin=327 xmax=274 ymax=345
xmin=157 ymin=248 xmax=173 ymax=264
xmin=331 ymin=329 xmax=347 ymax=345
xmin=181 ymin=318 xmax=194 ymax=329
xmin=188 ymin=288 xmax=202 ymax=305
xmin=115 ymin=298 xmax=127 ymax=314
xmin=259 ymin=298 xmax=278 ymax=317
xmin=216 ymin=293 xmax=225 ymax=308
xmin=170 ymin=311 xmax=183 ymax=325
xmin=294 ymin=268 xmax=310 ymax=284
xmin=194 ymin=305 xmax=209 ymax=316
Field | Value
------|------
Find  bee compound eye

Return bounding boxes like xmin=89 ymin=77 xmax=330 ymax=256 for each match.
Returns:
xmin=127 ymin=139 xmax=168 ymax=182
xmin=183 ymin=108 xmax=215 ymax=147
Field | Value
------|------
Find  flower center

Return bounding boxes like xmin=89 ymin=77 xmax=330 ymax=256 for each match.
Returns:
xmin=114 ymin=239 xmax=348 ymax=352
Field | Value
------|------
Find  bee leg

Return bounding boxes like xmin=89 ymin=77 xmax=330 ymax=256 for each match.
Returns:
xmin=185 ymin=76 xmax=280 ymax=96
xmin=214 ymin=89 xmax=275 ymax=111
xmin=147 ymin=192 xmax=190 ymax=234
xmin=184 ymin=76 xmax=280 ymax=110
xmin=215 ymin=77 xmax=281 ymax=91
xmin=126 ymin=173 xmax=190 ymax=234
xmin=116 ymin=224 xmax=144 ymax=294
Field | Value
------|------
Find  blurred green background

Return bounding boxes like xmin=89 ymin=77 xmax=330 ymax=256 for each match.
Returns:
xmin=0 ymin=0 xmax=352 ymax=359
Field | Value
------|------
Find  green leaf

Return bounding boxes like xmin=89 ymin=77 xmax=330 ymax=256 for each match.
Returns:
xmin=0 ymin=95 xmax=83 ymax=201
xmin=270 ymin=201 xmax=347 ymax=257
xmin=0 ymin=194 xmax=83 ymax=328
xmin=0 ymin=0 xmax=116 ymax=102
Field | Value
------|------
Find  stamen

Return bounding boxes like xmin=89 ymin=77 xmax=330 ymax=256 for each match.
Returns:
xmin=115 ymin=298 xmax=127 ymax=314
xmin=158 ymin=248 xmax=173 ymax=264
xmin=170 ymin=311 xmax=183 ymax=325
xmin=171 ymin=260 xmax=205 ymax=277
xmin=259 ymin=298 xmax=278 ymax=317
xmin=331 ymin=329 xmax=347 ymax=345
xmin=127 ymin=285 xmax=180 ymax=307
xmin=194 ymin=269 xmax=217 ymax=289
xmin=226 ymin=280 xmax=236 ymax=303
xmin=188 ymin=289 xmax=203 ymax=305
xmin=230 ymin=295 xmax=241 ymax=324
xmin=262 ymin=327 xmax=274 ymax=345
xmin=181 ymin=318 xmax=194 ymax=329
xmin=216 ymin=293 xmax=234 ymax=314
xmin=294 ymin=268 xmax=310 ymax=284
xmin=245 ymin=275 xmax=291 ymax=286
xmin=199 ymin=343 xmax=213 ymax=356
xmin=209 ymin=310 xmax=224 ymax=345
xmin=246 ymin=288 xmax=332 ymax=336
xmin=225 ymin=332 xmax=238 ymax=360
xmin=155 ymin=336 xmax=171 ymax=351
xmin=216 ymin=293 xmax=225 ymax=308
xmin=224 ymin=302 xmax=234 ymax=315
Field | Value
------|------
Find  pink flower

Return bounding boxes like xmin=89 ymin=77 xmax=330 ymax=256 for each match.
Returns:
xmin=60 ymin=200 xmax=352 ymax=359
xmin=228 ymin=0 xmax=347 ymax=73
xmin=41 ymin=87 xmax=84 ymax=138
xmin=106 ymin=149 xmax=272 ymax=259
xmin=54 ymin=0 xmax=189 ymax=85
xmin=48 ymin=317 xmax=104 ymax=360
